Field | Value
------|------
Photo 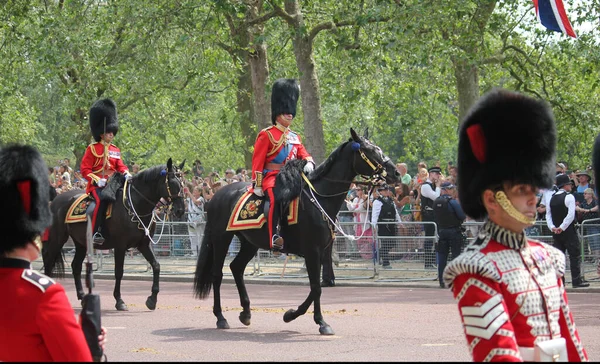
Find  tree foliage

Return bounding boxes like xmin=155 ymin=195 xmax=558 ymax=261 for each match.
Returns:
xmin=1 ymin=0 xmax=598 ymax=174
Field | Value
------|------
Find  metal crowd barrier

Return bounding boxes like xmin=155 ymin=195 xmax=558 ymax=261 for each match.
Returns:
xmin=57 ymin=211 xmax=599 ymax=284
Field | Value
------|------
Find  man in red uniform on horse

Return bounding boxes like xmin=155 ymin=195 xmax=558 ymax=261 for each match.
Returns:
xmin=251 ymin=79 xmax=315 ymax=250
xmin=80 ymin=98 xmax=131 ymax=245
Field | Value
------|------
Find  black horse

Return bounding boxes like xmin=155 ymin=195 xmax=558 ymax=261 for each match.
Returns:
xmin=193 ymin=128 xmax=399 ymax=335
xmin=43 ymin=158 xmax=186 ymax=311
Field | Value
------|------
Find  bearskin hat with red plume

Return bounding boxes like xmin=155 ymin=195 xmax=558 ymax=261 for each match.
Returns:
xmin=457 ymin=89 xmax=556 ymax=219
xmin=0 ymin=144 xmax=52 ymax=254
xmin=271 ymin=78 xmax=300 ymax=125
xmin=89 ymin=98 xmax=119 ymax=142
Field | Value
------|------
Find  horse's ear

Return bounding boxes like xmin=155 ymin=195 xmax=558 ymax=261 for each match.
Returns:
xmin=363 ymin=127 xmax=369 ymax=140
xmin=350 ymin=128 xmax=361 ymax=142
xmin=179 ymin=159 xmax=186 ymax=171
xmin=167 ymin=158 xmax=173 ymax=171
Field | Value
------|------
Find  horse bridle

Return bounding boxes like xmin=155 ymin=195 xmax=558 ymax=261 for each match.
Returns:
xmin=125 ymin=169 xmax=184 ymax=215
xmin=162 ymin=170 xmax=185 ymax=206
xmin=356 ymin=148 xmax=388 ymax=179
xmin=316 ymin=141 xmax=389 ymax=197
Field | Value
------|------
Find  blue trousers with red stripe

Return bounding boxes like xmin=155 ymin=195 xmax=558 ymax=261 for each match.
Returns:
xmin=89 ymin=188 xmax=108 ymax=234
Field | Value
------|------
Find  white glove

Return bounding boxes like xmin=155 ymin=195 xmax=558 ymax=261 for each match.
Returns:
xmin=253 ymin=187 xmax=264 ymax=197
xmin=303 ymin=161 xmax=315 ymax=174
xmin=125 ymin=172 xmax=133 ymax=181
xmin=97 ymin=178 xmax=107 ymax=187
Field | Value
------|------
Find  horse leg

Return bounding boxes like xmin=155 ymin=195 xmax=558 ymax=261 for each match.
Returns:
xmin=113 ymin=248 xmax=128 ymax=311
xmin=71 ymin=242 xmax=88 ymax=301
xmin=282 ymin=251 xmax=334 ymax=335
xmin=229 ymin=237 xmax=259 ymax=326
xmin=213 ymin=233 xmax=234 ymax=329
xmin=137 ymin=241 xmax=160 ymax=310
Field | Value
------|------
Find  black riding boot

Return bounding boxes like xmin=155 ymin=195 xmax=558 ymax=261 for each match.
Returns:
xmin=93 ymin=201 xmax=108 ymax=246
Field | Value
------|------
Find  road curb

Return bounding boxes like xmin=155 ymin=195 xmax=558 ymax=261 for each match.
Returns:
xmin=60 ymin=272 xmax=600 ymax=293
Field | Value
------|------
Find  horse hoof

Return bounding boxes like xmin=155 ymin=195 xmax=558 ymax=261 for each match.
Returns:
xmin=239 ymin=312 xmax=251 ymax=326
xmin=145 ymin=296 xmax=157 ymax=311
xmin=283 ymin=309 xmax=296 ymax=323
xmin=217 ymin=319 xmax=230 ymax=329
xmin=319 ymin=325 xmax=335 ymax=336
xmin=116 ymin=301 xmax=128 ymax=311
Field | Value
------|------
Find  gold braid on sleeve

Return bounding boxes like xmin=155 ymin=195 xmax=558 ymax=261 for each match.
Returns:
xmin=255 ymin=171 xmax=263 ymax=188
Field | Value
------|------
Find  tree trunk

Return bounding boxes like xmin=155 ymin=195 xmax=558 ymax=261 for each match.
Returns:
xmin=453 ymin=58 xmax=480 ymax=123
xmin=247 ymin=0 xmax=270 ymax=133
xmin=236 ymin=69 xmax=255 ymax=168
xmin=285 ymin=0 xmax=326 ymax=164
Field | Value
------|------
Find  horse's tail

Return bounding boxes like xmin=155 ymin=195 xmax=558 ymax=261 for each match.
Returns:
xmin=43 ymin=225 xmax=66 ymax=279
xmin=193 ymin=222 xmax=213 ymax=299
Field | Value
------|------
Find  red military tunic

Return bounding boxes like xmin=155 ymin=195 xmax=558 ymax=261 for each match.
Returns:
xmin=251 ymin=123 xmax=313 ymax=191
xmin=0 ymin=258 xmax=93 ymax=362
xmin=80 ymin=141 xmax=129 ymax=195
xmin=443 ymin=220 xmax=588 ymax=362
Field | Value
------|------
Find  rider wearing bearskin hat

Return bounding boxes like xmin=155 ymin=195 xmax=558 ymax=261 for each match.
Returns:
xmin=443 ymin=89 xmax=587 ymax=361
xmin=250 ymin=79 xmax=315 ymax=251
xmin=0 ymin=144 xmax=106 ymax=361
xmin=80 ymin=98 xmax=131 ymax=245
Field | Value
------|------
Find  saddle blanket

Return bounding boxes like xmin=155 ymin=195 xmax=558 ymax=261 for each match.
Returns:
xmin=226 ymin=191 xmax=299 ymax=231
xmin=64 ymin=193 xmax=113 ymax=224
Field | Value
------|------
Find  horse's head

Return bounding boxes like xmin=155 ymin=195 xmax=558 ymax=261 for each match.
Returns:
xmin=349 ymin=128 xmax=400 ymax=185
xmin=163 ymin=158 xmax=186 ymax=218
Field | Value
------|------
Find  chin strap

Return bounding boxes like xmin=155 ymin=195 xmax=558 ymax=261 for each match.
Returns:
xmin=495 ymin=191 xmax=536 ymax=225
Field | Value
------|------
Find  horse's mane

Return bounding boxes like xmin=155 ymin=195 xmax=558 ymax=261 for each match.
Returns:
xmin=134 ymin=164 xmax=167 ymax=184
xmin=273 ymin=140 xmax=350 ymax=207
xmin=309 ymin=140 xmax=350 ymax=182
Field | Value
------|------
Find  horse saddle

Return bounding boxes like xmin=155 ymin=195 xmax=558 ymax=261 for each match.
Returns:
xmin=226 ymin=190 xmax=299 ymax=231
xmin=65 ymin=193 xmax=113 ymax=224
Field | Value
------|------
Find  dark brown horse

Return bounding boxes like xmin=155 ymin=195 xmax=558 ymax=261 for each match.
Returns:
xmin=193 ymin=128 xmax=400 ymax=335
xmin=43 ymin=158 xmax=185 ymax=311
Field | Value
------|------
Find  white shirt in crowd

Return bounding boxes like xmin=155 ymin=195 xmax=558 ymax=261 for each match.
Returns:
xmin=545 ymin=189 xmax=576 ymax=231
xmin=420 ymin=179 xmax=440 ymax=205
xmin=370 ymin=197 xmax=401 ymax=227
xmin=346 ymin=196 xmax=369 ymax=229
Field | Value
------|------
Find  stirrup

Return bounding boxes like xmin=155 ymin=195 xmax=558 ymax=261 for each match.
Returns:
xmin=271 ymin=234 xmax=284 ymax=250
xmin=92 ymin=232 xmax=105 ymax=245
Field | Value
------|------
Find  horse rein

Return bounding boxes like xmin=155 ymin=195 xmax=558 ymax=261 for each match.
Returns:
xmin=123 ymin=169 xmax=185 ymax=244
xmin=299 ymin=143 xmax=388 ymax=242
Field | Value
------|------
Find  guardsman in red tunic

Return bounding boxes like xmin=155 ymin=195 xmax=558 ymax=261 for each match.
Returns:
xmin=443 ymin=89 xmax=588 ymax=362
xmin=80 ymin=98 xmax=131 ymax=245
xmin=0 ymin=144 xmax=106 ymax=362
xmin=251 ymin=79 xmax=314 ymax=250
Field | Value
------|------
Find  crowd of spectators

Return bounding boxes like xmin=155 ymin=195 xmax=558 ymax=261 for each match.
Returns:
xmin=334 ymin=159 xmax=600 ymax=267
xmin=52 ymin=155 xmax=600 ymax=263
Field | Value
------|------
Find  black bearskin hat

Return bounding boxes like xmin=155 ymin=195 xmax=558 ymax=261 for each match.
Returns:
xmin=89 ymin=98 xmax=119 ymax=142
xmin=0 ymin=144 xmax=52 ymax=254
xmin=457 ymin=89 xmax=556 ymax=219
xmin=271 ymin=78 xmax=300 ymax=125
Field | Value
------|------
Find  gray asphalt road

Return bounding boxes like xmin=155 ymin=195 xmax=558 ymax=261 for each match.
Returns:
xmin=62 ymin=279 xmax=599 ymax=362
